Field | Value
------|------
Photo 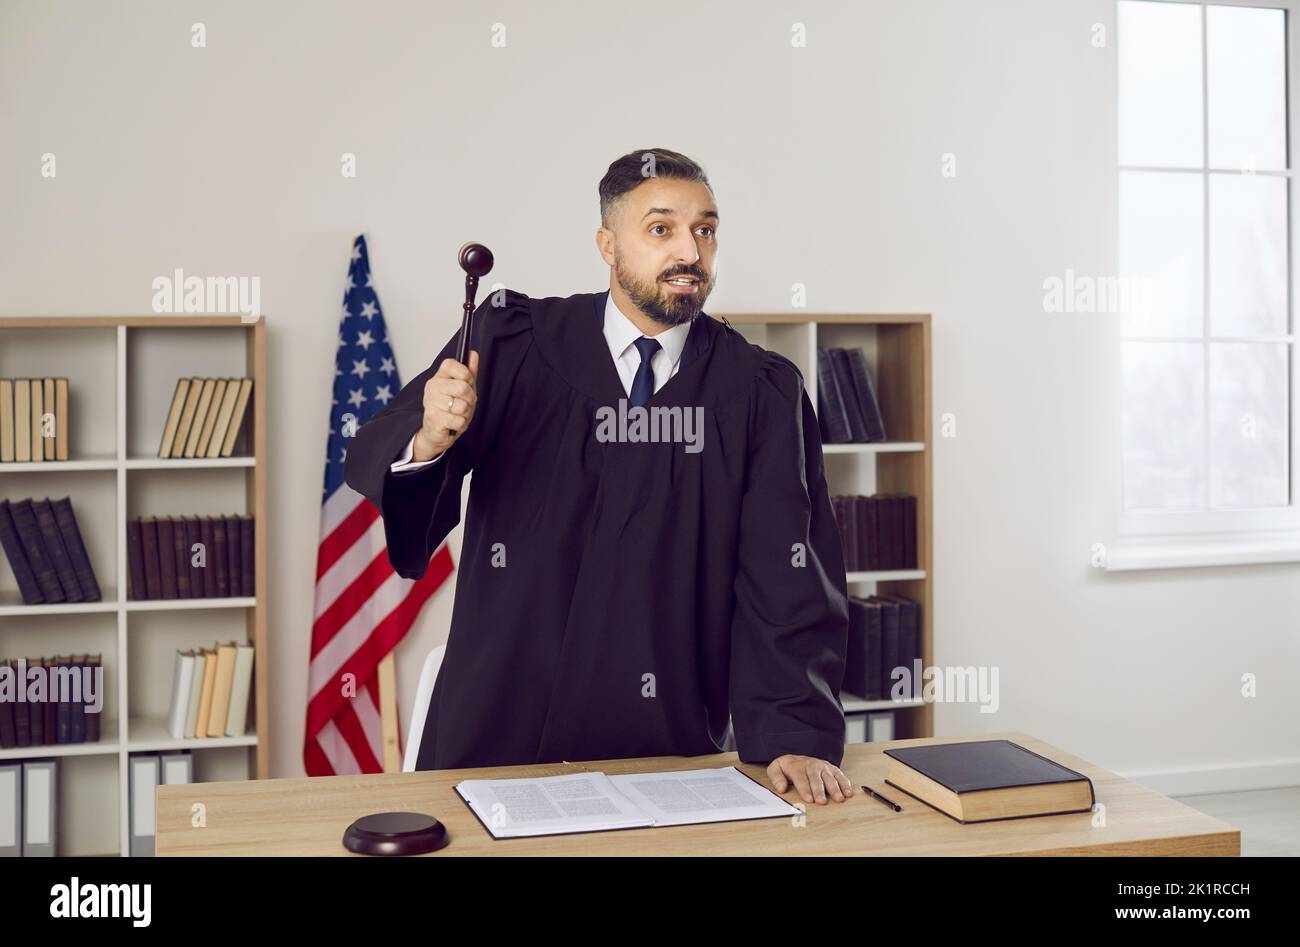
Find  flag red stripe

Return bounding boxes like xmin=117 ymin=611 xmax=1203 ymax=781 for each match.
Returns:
xmin=316 ymin=500 xmax=379 ymax=580
xmin=309 ymin=549 xmax=397 ymax=658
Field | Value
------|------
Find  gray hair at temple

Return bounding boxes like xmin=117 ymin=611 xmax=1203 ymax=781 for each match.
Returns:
xmin=598 ymin=148 xmax=713 ymax=229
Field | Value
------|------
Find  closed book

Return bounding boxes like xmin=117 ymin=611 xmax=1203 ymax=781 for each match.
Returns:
xmin=0 ymin=379 xmax=13 ymax=462
xmin=170 ymin=377 xmax=204 ymax=458
xmin=858 ymin=495 xmax=881 ymax=572
xmin=199 ymin=517 xmax=217 ymax=596
xmin=205 ymin=378 xmax=241 ymax=458
xmin=219 ymin=378 xmax=254 ymax=457
xmin=160 ymin=752 xmax=192 ymax=787
xmin=10 ymin=498 xmax=64 ymax=603
xmin=211 ymin=516 xmax=229 ymax=596
xmin=156 ymin=517 xmax=178 ymax=599
xmin=831 ymin=497 xmax=853 ymax=574
xmin=888 ymin=496 xmax=906 ymax=569
xmin=126 ymin=517 xmax=147 ymax=601
xmin=843 ymin=599 xmax=871 ymax=698
xmin=182 ymin=378 xmax=217 ymax=458
xmin=875 ymin=495 xmax=898 ymax=570
xmin=68 ymin=655 xmax=86 ymax=743
xmin=33 ymin=498 xmax=82 ymax=602
xmin=225 ymin=514 xmax=242 ymax=598
xmin=239 ymin=516 xmax=254 ymax=596
xmin=157 ymin=378 xmax=190 ymax=458
xmin=10 ymin=661 xmax=30 ymax=747
xmin=0 ymin=675 xmax=14 ymax=748
xmin=29 ymin=379 xmax=43 ymax=464
xmin=140 ymin=517 xmax=162 ymax=600
xmin=42 ymin=658 xmax=56 ymax=747
xmin=902 ymin=495 xmax=918 ymax=568
xmin=194 ymin=649 xmax=219 ymax=738
xmin=42 ymin=379 xmax=56 ymax=460
xmin=51 ymin=497 xmax=101 ymax=602
xmin=26 ymin=658 xmax=45 ymax=745
xmin=815 ymin=349 xmax=852 ymax=444
xmin=224 ymin=644 xmax=255 ymax=737
xmin=55 ymin=656 xmax=71 ymax=744
xmin=0 ymin=499 xmax=44 ymax=604
xmin=829 ymin=349 xmax=869 ymax=441
xmin=878 ymin=595 xmax=920 ymax=699
xmin=206 ymin=642 xmax=238 ymax=736
xmin=884 ymin=740 xmax=1097 ymax=824
xmin=171 ymin=516 xmax=191 ymax=598
xmin=21 ymin=760 xmax=57 ymax=857
xmin=168 ymin=651 xmax=197 ymax=739
xmin=870 ymin=596 xmax=901 ymax=700
xmin=54 ymin=378 xmax=69 ymax=461
xmin=83 ymin=654 xmax=101 ymax=742
xmin=194 ymin=378 xmax=227 ymax=456
xmin=844 ymin=347 xmax=887 ymax=442
xmin=185 ymin=652 xmax=207 ymax=738
xmin=185 ymin=517 xmax=204 ymax=598
xmin=14 ymin=380 xmax=30 ymax=462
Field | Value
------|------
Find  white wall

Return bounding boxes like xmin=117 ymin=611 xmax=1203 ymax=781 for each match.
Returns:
xmin=3 ymin=0 xmax=1296 ymax=790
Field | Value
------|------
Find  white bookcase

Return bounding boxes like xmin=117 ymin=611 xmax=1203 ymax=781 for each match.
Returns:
xmin=0 ymin=316 xmax=268 ymax=856
xmin=717 ymin=313 xmax=934 ymax=740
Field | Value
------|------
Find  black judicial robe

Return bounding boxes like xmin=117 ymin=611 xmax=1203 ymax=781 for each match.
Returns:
xmin=344 ymin=289 xmax=848 ymax=771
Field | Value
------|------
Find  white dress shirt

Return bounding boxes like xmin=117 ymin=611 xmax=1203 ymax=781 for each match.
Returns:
xmin=390 ymin=292 xmax=692 ymax=473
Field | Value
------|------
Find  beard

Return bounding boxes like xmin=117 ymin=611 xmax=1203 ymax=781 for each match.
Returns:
xmin=614 ymin=254 xmax=714 ymax=327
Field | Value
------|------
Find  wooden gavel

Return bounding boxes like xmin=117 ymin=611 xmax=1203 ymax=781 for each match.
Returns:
xmin=457 ymin=241 xmax=494 ymax=365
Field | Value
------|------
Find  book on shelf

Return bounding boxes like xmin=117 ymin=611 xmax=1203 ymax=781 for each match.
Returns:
xmin=0 ymin=759 xmax=58 ymax=856
xmin=832 ymin=494 xmax=917 ymax=572
xmin=0 ymin=654 xmax=103 ymax=750
xmin=125 ymin=514 xmax=254 ymax=601
xmin=167 ymin=642 xmax=253 ymax=740
xmin=844 ymin=595 xmax=921 ymax=702
xmin=0 ymin=377 xmax=70 ymax=464
xmin=157 ymin=376 xmax=253 ymax=459
xmin=816 ymin=347 xmax=886 ymax=444
xmin=0 ymin=497 xmax=102 ymax=605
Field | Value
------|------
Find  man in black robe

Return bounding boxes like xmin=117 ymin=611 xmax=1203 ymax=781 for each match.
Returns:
xmin=344 ymin=148 xmax=853 ymax=804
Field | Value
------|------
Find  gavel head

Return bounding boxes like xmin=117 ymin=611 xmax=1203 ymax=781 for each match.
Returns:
xmin=458 ymin=242 xmax=494 ymax=278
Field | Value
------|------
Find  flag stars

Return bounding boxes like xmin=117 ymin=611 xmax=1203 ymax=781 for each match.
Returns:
xmin=351 ymin=243 xmax=363 ymax=262
xmin=355 ymin=329 xmax=375 ymax=350
xmin=360 ymin=301 xmax=378 ymax=320
xmin=351 ymin=358 xmax=371 ymax=379
xmin=375 ymin=384 xmax=393 ymax=405
xmin=379 ymin=356 xmax=396 ymax=375
xmin=347 ymin=389 xmax=366 ymax=408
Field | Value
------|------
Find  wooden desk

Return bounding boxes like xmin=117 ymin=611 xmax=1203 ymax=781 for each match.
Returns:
xmin=155 ymin=732 xmax=1239 ymax=856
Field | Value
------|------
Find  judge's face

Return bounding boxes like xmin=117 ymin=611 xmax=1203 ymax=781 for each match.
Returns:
xmin=598 ymin=177 xmax=718 ymax=328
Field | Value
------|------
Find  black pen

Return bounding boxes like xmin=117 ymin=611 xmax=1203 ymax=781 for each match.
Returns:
xmin=861 ymin=785 xmax=901 ymax=811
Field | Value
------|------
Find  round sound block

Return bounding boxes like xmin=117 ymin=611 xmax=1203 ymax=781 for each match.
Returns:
xmin=342 ymin=812 xmax=449 ymax=856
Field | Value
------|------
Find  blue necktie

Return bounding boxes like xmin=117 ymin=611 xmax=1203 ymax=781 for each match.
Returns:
xmin=629 ymin=336 xmax=662 ymax=407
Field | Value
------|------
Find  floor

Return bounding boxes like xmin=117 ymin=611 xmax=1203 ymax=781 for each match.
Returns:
xmin=1172 ymin=787 xmax=1300 ymax=856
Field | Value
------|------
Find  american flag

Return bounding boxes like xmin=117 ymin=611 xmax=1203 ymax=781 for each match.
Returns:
xmin=303 ymin=234 xmax=454 ymax=776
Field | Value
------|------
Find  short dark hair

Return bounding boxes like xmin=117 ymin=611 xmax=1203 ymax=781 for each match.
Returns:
xmin=598 ymin=148 xmax=711 ymax=228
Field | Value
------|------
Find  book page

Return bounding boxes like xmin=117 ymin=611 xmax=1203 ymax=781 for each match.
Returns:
xmin=456 ymin=771 xmax=653 ymax=839
xmin=609 ymin=766 xmax=801 ymax=827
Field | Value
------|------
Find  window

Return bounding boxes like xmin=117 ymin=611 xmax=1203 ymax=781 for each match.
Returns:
xmin=1112 ymin=0 xmax=1299 ymax=569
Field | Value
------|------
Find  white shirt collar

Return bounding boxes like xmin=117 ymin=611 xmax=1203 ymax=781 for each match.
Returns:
xmin=603 ymin=290 xmax=691 ymax=368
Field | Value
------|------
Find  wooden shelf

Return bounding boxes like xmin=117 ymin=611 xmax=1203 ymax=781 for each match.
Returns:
xmin=0 ymin=315 xmax=267 ymax=856
xmin=722 ymin=315 xmax=933 ymax=743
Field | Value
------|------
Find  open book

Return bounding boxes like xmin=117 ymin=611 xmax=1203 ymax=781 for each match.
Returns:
xmin=455 ymin=765 xmax=802 ymax=839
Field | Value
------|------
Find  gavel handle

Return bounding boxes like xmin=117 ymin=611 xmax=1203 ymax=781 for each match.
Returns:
xmin=458 ymin=274 xmax=480 ymax=365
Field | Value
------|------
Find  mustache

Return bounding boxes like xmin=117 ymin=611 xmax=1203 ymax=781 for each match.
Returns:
xmin=660 ymin=269 xmax=708 ymax=282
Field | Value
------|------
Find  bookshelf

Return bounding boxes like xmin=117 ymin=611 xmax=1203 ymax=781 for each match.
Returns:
xmin=716 ymin=313 xmax=934 ymax=742
xmin=0 ymin=315 xmax=267 ymax=856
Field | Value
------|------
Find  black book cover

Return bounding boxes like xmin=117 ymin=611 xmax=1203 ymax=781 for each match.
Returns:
xmin=69 ymin=656 xmax=86 ymax=743
xmin=862 ymin=495 xmax=881 ymax=571
xmin=199 ymin=517 xmax=217 ymax=596
xmin=0 ymin=668 xmax=15 ymax=747
xmin=43 ymin=657 xmax=57 ymax=743
xmin=829 ymin=348 xmax=869 ymax=442
xmin=870 ymin=596 xmax=901 ymax=700
xmin=140 ymin=517 xmax=162 ymax=600
xmin=52 ymin=496 xmax=101 ymax=601
xmin=11 ymin=498 xmax=65 ymax=603
xmin=172 ymin=516 xmax=191 ymax=598
xmin=240 ymin=516 xmax=254 ymax=597
xmin=56 ymin=657 xmax=71 ymax=744
xmin=34 ymin=498 xmax=83 ymax=602
xmin=883 ymin=740 xmax=1095 ymax=800
xmin=816 ymin=347 xmax=852 ymax=444
xmin=126 ymin=517 xmax=146 ymax=600
xmin=226 ymin=514 xmax=242 ymax=598
xmin=902 ymin=495 xmax=918 ymax=569
xmin=878 ymin=595 xmax=920 ymax=699
xmin=845 ymin=347 xmax=887 ymax=442
xmin=11 ymin=660 xmax=31 ymax=747
xmin=843 ymin=598 xmax=870 ymax=698
xmin=27 ymin=657 xmax=46 ymax=745
xmin=212 ymin=516 xmax=229 ymax=596
xmin=157 ymin=517 xmax=178 ymax=599
xmin=865 ymin=600 xmax=883 ymax=700
xmin=84 ymin=654 xmax=101 ymax=742
xmin=0 ymin=498 xmax=45 ymax=604
xmin=186 ymin=517 xmax=205 ymax=598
